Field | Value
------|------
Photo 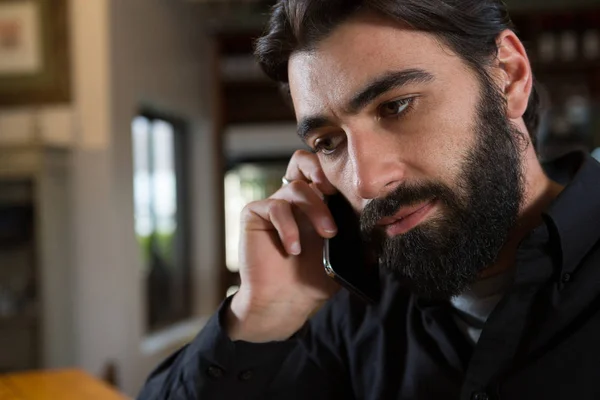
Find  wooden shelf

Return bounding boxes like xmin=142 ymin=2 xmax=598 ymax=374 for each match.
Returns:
xmin=223 ymin=81 xmax=295 ymax=124
xmin=0 ymin=304 xmax=39 ymax=329
xmin=532 ymin=61 xmax=600 ymax=75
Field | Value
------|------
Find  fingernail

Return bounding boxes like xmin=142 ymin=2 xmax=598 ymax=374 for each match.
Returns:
xmin=290 ymin=241 xmax=301 ymax=255
xmin=312 ymin=187 xmax=325 ymax=200
xmin=322 ymin=219 xmax=337 ymax=234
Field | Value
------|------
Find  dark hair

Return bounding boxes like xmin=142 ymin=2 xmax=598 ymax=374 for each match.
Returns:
xmin=255 ymin=0 xmax=541 ymax=142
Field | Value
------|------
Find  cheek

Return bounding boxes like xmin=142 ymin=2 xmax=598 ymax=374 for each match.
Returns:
xmin=419 ymin=123 xmax=473 ymax=184
xmin=404 ymin=92 xmax=480 ymax=184
xmin=321 ymin=157 xmax=349 ymax=191
xmin=320 ymin=158 xmax=363 ymax=208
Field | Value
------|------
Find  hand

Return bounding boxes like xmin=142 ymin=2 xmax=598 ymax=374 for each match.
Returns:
xmin=228 ymin=150 xmax=340 ymax=342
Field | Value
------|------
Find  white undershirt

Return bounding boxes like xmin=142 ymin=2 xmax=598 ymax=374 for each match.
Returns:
xmin=449 ymin=268 xmax=515 ymax=345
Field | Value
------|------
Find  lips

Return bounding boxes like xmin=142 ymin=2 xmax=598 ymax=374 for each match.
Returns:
xmin=376 ymin=199 xmax=436 ymax=226
xmin=376 ymin=198 xmax=438 ymax=236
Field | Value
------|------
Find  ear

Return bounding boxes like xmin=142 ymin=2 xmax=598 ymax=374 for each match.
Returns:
xmin=494 ymin=30 xmax=533 ymax=121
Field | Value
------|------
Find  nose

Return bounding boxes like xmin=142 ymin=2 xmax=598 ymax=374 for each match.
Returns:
xmin=347 ymin=129 xmax=406 ymax=200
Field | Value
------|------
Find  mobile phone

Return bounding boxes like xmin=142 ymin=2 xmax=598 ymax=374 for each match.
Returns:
xmin=323 ymin=193 xmax=381 ymax=304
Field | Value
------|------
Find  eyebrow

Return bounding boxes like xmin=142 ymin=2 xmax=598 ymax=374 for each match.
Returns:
xmin=347 ymin=68 xmax=434 ymax=114
xmin=297 ymin=116 xmax=331 ymax=142
xmin=296 ymin=68 xmax=434 ymax=142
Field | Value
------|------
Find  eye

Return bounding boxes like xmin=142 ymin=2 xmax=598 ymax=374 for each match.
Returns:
xmin=313 ymin=135 xmax=345 ymax=156
xmin=379 ymin=98 xmax=414 ymax=118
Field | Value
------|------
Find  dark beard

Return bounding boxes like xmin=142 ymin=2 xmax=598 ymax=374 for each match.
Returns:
xmin=360 ymin=77 xmax=525 ymax=300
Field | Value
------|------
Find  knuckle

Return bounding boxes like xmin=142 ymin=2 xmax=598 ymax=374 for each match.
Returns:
xmin=292 ymin=149 xmax=311 ymax=159
xmin=314 ymin=168 xmax=327 ymax=182
xmin=288 ymin=180 xmax=307 ymax=191
xmin=267 ymin=199 xmax=289 ymax=215
xmin=240 ymin=201 xmax=259 ymax=220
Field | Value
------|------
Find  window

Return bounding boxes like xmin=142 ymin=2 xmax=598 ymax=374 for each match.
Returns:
xmin=224 ymin=159 xmax=289 ymax=296
xmin=132 ymin=113 xmax=191 ymax=332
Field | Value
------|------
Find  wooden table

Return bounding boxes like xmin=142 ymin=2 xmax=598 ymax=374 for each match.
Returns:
xmin=0 ymin=369 xmax=129 ymax=400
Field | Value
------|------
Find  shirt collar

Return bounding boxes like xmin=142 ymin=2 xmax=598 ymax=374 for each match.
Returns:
xmin=542 ymin=152 xmax=600 ymax=275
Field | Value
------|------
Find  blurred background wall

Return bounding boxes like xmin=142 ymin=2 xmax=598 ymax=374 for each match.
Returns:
xmin=0 ymin=0 xmax=217 ymax=393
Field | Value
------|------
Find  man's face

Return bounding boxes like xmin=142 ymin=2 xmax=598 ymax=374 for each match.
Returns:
xmin=288 ymin=13 xmax=524 ymax=299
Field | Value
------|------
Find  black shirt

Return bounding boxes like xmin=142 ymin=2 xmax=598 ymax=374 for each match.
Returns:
xmin=138 ymin=152 xmax=600 ymax=400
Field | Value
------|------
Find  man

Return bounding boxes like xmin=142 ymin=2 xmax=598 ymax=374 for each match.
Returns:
xmin=139 ymin=1 xmax=600 ymax=399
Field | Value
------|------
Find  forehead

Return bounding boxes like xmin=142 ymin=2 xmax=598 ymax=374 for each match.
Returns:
xmin=288 ymin=12 xmax=470 ymax=116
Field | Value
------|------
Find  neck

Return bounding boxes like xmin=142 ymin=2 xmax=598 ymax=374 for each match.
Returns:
xmin=479 ymin=142 xmax=564 ymax=280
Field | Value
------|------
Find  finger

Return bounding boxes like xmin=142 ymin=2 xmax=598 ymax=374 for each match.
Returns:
xmin=309 ymin=182 xmax=325 ymax=200
xmin=272 ymin=180 xmax=338 ymax=239
xmin=268 ymin=200 xmax=302 ymax=255
xmin=285 ymin=150 xmax=337 ymax=195
xmin=242 ymin=199 xmax=301 ymax=255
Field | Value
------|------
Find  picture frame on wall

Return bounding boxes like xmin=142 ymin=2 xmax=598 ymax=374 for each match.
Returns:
xmin=0 ymin=0 xmax=70 ymax=105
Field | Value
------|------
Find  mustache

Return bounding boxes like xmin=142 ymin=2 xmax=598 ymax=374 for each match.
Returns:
xmin=360 ymin=182 xmax=452 ymax=237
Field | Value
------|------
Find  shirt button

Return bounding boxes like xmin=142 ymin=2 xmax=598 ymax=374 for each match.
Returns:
xmin=207 ymin=365 xmax=225 ymax=379
xmin=238 ymin=369 xmax=253 ymax=381
xmin=562 ymin=273 xmax=572 ymax=283
xmin=471 ymin=392 xmax=490 ymax=400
